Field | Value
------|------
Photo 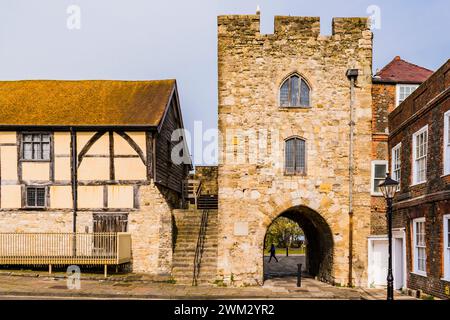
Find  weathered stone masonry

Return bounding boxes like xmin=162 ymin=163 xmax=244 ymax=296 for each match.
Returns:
xmin=217 ymin=14 xmax=373 ymax=286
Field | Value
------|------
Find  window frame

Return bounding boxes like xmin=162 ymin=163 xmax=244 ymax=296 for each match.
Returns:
xmin=444 ymin=111 xmax=450 ymax=176
xmin=391 ymin=142 xmax=402 ymax=191
xmin=20 ymin=132 xmax=52 ymax=162
xmin=443 ymin=215 xmax=450 ymax=280
xmin=412 ymin=125 xmax=428 ymax=186
xmin=279 ymin=74 xmax=311 ymax=108
xmin=284 ymin=137 xmax=307 ymax=176
xmin=371 ymin=160 xmax=388 ymax=196
xmin=396 ymin=84 xmax=419 ymax=107
xmin=412 ymin=217 xmax=427 ymax=276
xmin=24 ymin=186 xmax=47 ymax=209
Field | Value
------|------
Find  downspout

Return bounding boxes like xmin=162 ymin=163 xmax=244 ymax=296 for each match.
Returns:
xmin=346 ymin=69 xmax=358 ymax=287
xmin=70 ymin=127 xmax=78 ymax=255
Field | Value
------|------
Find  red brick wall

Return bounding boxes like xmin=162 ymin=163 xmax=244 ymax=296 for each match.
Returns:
xmin=372 ymin=83 xmax=396 ymax=134
xmin=389 ymin=60 xmax=450 ymax=299
xmin=370 ymin=83 xmax=396 ymax=235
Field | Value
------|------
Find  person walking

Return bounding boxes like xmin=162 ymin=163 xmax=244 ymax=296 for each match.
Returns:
xmin=268 ymin=243 xmax=278 ymax=263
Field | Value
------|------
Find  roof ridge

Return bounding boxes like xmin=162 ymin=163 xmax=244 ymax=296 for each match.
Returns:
xmin=397 ymin=57 xmax=433 ymax=73
xmin=376 ymin=58 xmax=396 ymax=76
xmin=0 ymin=79 xmax=176 ymax=84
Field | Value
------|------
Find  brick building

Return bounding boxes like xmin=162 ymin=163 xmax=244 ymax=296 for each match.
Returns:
xmin=368 ymin=57 xmax=433 ymax=288
xmin=388 ymin=59 xmax=450 ymax=299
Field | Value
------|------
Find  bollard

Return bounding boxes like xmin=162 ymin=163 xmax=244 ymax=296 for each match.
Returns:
xmin=286 ymin=247 xmax=289 ymax=257
xmin=297 ymin=263 xmax=302 ymax=287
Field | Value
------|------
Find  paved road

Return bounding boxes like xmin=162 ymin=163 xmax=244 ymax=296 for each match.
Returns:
xmin=0 ymin=271 xmax=416 ymax=300
xmin=264 ymin=254 xmax=306 ymax=278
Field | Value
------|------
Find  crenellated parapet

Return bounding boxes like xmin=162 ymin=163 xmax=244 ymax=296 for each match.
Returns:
xmin=218 ymin=14 xmax=370 ymax=39
xmin=331 ymin=17 xmax=370 ymax=35
xmin=274 ymin=16 xmax=320 ymax=37
xmin=217 ymin=14 xmax=261 ymax=37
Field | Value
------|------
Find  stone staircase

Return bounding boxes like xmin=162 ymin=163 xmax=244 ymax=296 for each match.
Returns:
xmin=172 ymin=209 xmax=218 ymax=285
xmin=197 ymin=195 xmax=218 ymax=210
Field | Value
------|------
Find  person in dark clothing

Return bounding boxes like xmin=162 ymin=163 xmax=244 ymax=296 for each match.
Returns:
xmin=268 ymin=244 xmax=278 ymax=263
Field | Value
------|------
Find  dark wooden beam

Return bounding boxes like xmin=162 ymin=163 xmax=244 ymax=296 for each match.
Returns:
xmin=109 ymin=131 xmax=115 ymax=181
xmin=77 ymin=131 xmax=106 ymax=167
xmin=145 ymin=131 xmax=153 ymax=180
xmin=115 ymin=131 xmax=146 ymax=165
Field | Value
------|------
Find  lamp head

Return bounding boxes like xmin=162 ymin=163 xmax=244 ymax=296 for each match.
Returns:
xmin=379 ymin=173 xmax=399 ymax=200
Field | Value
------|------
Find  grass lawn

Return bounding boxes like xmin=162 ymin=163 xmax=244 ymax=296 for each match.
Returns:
xmin=265 ymin=247 xmax=305 ymax=255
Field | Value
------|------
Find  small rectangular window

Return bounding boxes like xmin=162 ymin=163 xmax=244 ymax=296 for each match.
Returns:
xmin=412 ymin=126 xmax=428 ymax=185
xmin=391 ymin=143 xmax=401 ymax=190
xmin=26 ymin=186 xmax=46 ymax=208
xmin=371 ymin=161 xmax=387 ymax=195
xmin=444 ymin=111 xmax=450 ymax=175
xmin=21 ymin=133 xmax=51 ymax=161
xmin=285 ymin=138 xmax=306 ymax=175
xmin=396 ymin=84 xmax=419 ymax=107
xmin=413 ymin=218 xmax=426 ymax=275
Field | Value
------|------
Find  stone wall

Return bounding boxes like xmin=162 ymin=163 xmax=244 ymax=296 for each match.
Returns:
xmin=194 ymin=166 xmax=218 ymax=195
xmin=0 ymin=182 xmax=174 ymax=276
xmin=217 ymin=14 xmax=373 ymax=287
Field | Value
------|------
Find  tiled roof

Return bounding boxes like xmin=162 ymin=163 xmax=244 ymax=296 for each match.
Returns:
xmin=0 ymin=79 xmax=176 ymax=127
xmin=373 ymin=56 xmax=433 ymax=84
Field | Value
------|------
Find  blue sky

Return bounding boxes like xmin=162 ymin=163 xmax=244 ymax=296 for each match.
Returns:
xmin=1 ymin=0 xmax=449 ymax=164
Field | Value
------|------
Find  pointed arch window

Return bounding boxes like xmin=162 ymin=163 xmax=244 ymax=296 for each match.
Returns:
xmin=285 ymin=137 xmax=306 ymax=175
xmin=280 ymin=74 xmax=310 ymax=107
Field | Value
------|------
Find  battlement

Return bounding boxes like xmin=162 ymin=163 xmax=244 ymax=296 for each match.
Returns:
xmin=218 ymin=15 xmax=261 ymax=36
xmin=331 ymin=17 xmax=370 ymax=35
xmin=218 ymin=14 xmax=370 ymax=38
xmin=274 ymin=16 xmax=320 ymax=37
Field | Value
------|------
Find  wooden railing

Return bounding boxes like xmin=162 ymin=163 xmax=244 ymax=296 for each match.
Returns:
xmin=182 ymin=179 xmax=202 ymax=209
xmin=0 ymin=232 xmax=132 ymax=266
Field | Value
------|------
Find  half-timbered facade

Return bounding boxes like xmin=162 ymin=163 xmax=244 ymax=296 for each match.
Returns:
xmin=0 ymin=79 xmax=191 ymax=274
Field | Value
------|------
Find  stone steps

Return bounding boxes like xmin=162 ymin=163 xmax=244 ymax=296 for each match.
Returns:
xmin=172 ymin=209 xmax=218 ymax=285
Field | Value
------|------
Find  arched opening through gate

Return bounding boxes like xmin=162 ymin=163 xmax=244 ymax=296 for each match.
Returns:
xmin=263 ymin=205 xmax=334 ymax=283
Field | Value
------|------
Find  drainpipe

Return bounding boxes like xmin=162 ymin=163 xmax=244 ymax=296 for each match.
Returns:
xmin=70 ymin=127 xmax=78 ymax=255
xmin=346 ymin=68 xmax=358 ymax=287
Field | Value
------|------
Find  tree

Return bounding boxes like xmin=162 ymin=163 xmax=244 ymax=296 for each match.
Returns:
xmin=264 ymin=217 xmax=304 ymax=249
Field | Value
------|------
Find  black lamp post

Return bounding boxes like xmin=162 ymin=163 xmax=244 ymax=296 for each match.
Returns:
xmin=378 ymin=173 xmax=399 ymax=301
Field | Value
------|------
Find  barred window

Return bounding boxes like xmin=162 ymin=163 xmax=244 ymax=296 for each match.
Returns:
xmin=22 ymin=133 xmax=50 ymax=160
xmin=280 ymin=74 xmax=310 ymax=107
xmin=26 ymin=186 xmax=46 ymax=208
xmin=285 ymin=137 xmax=306 ymax=175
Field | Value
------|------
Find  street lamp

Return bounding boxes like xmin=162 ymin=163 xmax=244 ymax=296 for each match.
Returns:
xmin=378 ymin=173 xmax=399 ymax=301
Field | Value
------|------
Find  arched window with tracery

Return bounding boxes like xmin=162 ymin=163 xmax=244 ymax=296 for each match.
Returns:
xmin=280 ymin=74 xmax=310 ymax=107
xmin=285 ymin=137 xmax=306 ymax=175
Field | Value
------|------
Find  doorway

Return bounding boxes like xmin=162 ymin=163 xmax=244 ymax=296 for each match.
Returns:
xmin=393 ymin=230 xmax=406 ymax=290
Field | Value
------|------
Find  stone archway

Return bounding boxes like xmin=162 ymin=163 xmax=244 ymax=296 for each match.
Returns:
xmin=263 ymin=205 xmax=334 ymax=283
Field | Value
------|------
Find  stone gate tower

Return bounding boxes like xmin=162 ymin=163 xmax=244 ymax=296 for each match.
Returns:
xmin=217 ymin=14 xmax=373 ymax=286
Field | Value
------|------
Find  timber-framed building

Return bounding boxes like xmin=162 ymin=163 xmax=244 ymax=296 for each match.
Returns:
xmin=0 ymin=79 xmax=191 ymax=274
